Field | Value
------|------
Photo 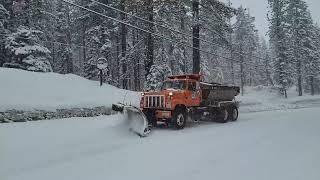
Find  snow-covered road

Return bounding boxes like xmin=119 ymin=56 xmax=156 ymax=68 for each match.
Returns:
xmin=1 ymin=107 xmax=320 ymax=180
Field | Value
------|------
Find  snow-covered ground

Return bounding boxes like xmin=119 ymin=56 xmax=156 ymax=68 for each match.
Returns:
xmin=1 ymin=107 xmax=320 ymax=180
xmin=0 ymin=68 xmax=139 ymax=111
xmin=238 ymin=86 xmax=320 ymax=112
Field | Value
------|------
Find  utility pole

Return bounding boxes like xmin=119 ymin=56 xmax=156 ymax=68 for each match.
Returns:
xmin=228 ymin=0 xmax=235 ymax=84
xmin=192 ymin=0 xmax=200 ymax=74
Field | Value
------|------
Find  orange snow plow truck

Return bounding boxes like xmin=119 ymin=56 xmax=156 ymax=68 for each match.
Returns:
xmin=112 ymin=74 xmax=240 ymax=137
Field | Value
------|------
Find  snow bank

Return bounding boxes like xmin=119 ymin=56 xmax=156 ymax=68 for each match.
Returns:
xmin=1 ymin=67 xmax=319 ymax=114
xmin=238 ymin=86 xmax=320 ymax=112
xmin=0 ymin=68 xmax=140 ymax=111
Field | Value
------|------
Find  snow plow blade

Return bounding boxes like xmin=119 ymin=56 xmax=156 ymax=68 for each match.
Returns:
xmin=112 ymin=103 xmax=151 ymax=137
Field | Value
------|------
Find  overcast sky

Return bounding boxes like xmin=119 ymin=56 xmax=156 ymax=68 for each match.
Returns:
xmin=224 ymin=0 xmax=320 ymax=39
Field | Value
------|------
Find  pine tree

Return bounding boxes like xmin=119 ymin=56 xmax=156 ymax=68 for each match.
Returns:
xmin=12 ymin=0 xmax=31 ymax=28
xmin=0 ymin=3 xmax=9 ymax=66
xmin=145 ymin=64 xmax=172 ymax=90
xmin=305 ymin=24 xmax=320 ymax=95
xmin=145 ymin=0 xmax=154 ymax=79
xmin=286 ymin=0 xmax=315 ymax=96
xmin=80 ymin=0 xmax=117 ymax=81
xmin=54 ymin=1 xmax=73 ymax=74
xmin=30 ymin=0 xmax=44 ymax=30
xmin=4 ymin=26 xmax=52 ymax=72
xmin=260 ymin=37 xmax=274 ymax=86
xmin=154 ymin=0 xmax=190 ymax=75
xmin=233 ymin=6 xmax=258 ymax=95
xmin=268 ymin=0 xmax=290 ymax=98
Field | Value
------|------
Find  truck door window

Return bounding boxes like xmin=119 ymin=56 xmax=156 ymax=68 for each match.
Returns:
xmin=188 ymin=82 xmax=196 ymax=91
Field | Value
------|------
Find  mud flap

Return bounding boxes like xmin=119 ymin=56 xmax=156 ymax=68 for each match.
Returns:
xmin=112 ymin=104 xmax=151 ymax=137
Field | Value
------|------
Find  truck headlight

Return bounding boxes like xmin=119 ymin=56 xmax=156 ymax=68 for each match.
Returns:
xmin=169 ymin=92 xmax=173 ymax=96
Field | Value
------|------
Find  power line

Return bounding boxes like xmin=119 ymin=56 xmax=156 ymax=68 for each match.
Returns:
xmin=89 ymin=0 xmax=269 ymax=63
xmin=90 ymin=0 xmax=229 ymax=49
xmin=62 ymin=0 xmax=271 ymax=67
xmin=61 ymin=0 xmax=243 ymax=63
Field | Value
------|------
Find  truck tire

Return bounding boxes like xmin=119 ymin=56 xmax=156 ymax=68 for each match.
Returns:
xmin=216 ymin=108 xmax=229 ymax=123
xmin=171 ymin=109 xmax=186 ymax=129
xmin=228 ymin=106 xmax=239 ymax=122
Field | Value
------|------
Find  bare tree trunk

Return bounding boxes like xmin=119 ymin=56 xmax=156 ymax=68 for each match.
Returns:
xmin=116 ymin=35 xmax=120 ymax=87
xmin=230 ymin=55 xmax=235 ymax=85
xmin=81 ymin=0 xmax=86 ymax=76
xmin=145 ymin=0 xmax=154 ymax=79
xmin=240 ymin=61 xmax=244 ymax=96
xmin=310 ymin=76 xmax=314 ymax=96
xmin=297 ymin=60 xmax=303 ymax=96
xmin=192 ymin=0 xmax=200 ymax=74
xmin=51 ymin=42 xmax=55 ymax=71
xmin=228 ymin=0 xmax=235 ymax=84
xmin=265 ymin=54 xmax=274 ymax=86
xmin=169 ymin=44 xmax=174 ymax=72
xmin=293 ymin=6 xmax=302 ymax=97
xmin=66 ymin=5 xmax=73 ymax=74
xmin=120 ymin=0 xmax=127 ymax=89
xmin=180 ymin=2 xmax=187 ymax=73
xmin=133 ymin=29 xmax=140 ymax=91
xmin=284 ymin=89 xmax=287 ymax=98
xmin=240 ymin=45 xmax=244 ymax=96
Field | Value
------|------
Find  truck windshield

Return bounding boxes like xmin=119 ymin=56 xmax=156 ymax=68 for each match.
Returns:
xmin=161 ymin=80 xmax=186 ymax=90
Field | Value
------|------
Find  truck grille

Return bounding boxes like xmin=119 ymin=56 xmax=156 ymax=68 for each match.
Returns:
xmin=144 ymin=95 xmax=165 ymax=108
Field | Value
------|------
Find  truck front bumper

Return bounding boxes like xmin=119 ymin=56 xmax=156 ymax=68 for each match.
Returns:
xmin=155 ymin=110 xmax=172 ymax=120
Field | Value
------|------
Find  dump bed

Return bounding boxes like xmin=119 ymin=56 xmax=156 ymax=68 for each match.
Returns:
xmin=200 ymin=82 xmax=240 ymax=102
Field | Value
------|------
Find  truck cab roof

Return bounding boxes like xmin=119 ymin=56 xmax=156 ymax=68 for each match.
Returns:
xmin=167 ymin=74 xmax=201 ymax=81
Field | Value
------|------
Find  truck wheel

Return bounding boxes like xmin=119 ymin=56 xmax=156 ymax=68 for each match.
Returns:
xmin=228 ymin=106 xmax=239 ymax=122
xmin=172 ymin=109 xmax=186 ymax=129
xmin=216 ymin=108 xmax=229 ymax=123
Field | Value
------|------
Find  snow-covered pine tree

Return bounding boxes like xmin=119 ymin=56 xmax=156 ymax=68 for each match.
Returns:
xmin=4 ymin=25 xmax=52 ymax=72
xmin=54 ymin=0 xmax=73 ymax=74
xmin=304 ymin=24 xmax=320 ymax=95
xmin=30 ymin=0 xmax=44 ymax=30
xmin=198 ymin=0 xmax=235 ymax=83
xmin=233 ymin=6 xmax=258 ymax=95
xmin=72 ymin=0 xmax=90 ymax=76
xmin=80 ymin=0 xmax=117 ymax=82
xmin=145 ymin=64 xmax=172 ymax=91
xmin=0 ymin=3 xmax=9 ymax=66
xmin=32 ymin=0 xmax=57 ymax=66
xmin=126 ymin=1 xmax=146 ymax=91
xmin=154 ymin=0 xmax=191 ymax=75
xmin=260 ymin=37 xmax=274 ymax=86
xmin=0 ymin=1 xmax=14 ymax=35
xmin=12 ymin=0 xmax=31 ymax=28
xmin=268 ymin=0 xmax=291 ymax=98
xmin=142 ymin=0 xmax=190 ymax=90
xmin=286 ymin=0 xmax=315 ymax=96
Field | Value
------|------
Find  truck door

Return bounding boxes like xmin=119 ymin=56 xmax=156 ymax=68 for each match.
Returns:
xmin=187 ymin=81 xmax=201 ymax=106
